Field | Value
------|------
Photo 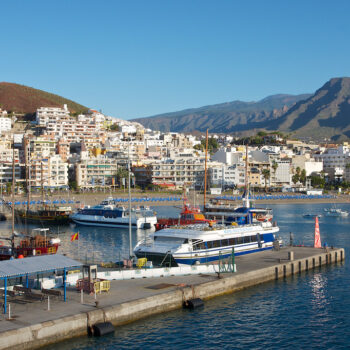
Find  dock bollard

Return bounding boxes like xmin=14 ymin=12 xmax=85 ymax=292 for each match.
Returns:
xmin=8 ymin=304 xmax=11 ymax=320
xmin=47 ymin=296 xmax=50 ymax=311
xmin=288 ymin=251 xmax=294 ymax=261
xmin=81 ymin=289 xmax=84 ymax=304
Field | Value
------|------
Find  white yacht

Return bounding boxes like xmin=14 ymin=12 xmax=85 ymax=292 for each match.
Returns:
xmin=324 ymin=208 xmax=349 ymax=217
xmin=70 ymin=197 xmax=157 ymax=229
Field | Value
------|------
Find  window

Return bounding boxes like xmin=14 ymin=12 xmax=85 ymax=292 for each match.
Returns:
xmin=235 ymin=237 xmax=243 ymax=245
xmin=213 ymin=240 xmax=221 ymax=248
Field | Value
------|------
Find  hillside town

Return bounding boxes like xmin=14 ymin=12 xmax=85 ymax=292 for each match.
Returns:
xmin=0 ymin=104 xmax=349 ymax=195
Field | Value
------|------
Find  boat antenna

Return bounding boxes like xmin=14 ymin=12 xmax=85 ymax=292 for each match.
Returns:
xmin=128 ymin=140 xmax=132 ymax=259
xmin=204 ymin=129 xmax=209 ymax=211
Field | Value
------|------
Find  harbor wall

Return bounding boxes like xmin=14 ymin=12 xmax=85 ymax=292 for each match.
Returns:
xmin=0 ymin=248 xmax=344 ymax=350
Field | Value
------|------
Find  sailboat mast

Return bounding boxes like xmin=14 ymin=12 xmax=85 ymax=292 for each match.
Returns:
xmin=41 ymin=160 xmax=44 ymax=204
xmin=25 ymin=137 xmax=30 ymax=212
xmin=203 ymin=129 xmax=209 ymax=210
xmin=128 ymin=142 xmax=132 ymax=259
xmin=11 ymin=139 xmax=15 ymax=247
xmin=244 ymin=144 xmax=250 ymax=208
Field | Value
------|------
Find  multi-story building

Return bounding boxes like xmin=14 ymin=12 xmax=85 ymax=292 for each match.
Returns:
xmin=36 ymin=105 xmax=70 ymax=126
xmin=29 ymin=155 xmax=68 ymax=188
xmin=75 ymin=157 xmax=121 ymax=189
xmin=0 ymin=117 xmax=11 ymax=132
xmin=209 ymin=163 xmax=245 ymax=188
xmin=30 ymin=137 xmax=57 ymax=158
xmin=314 ymin=144 xmax=350 ymax=181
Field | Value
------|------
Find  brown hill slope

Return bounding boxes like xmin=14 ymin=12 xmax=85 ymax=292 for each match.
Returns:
xmin=270 ymin=77 xmax=350 ymax=141
xmin=0 ymin=82 xmax=88 ymax=116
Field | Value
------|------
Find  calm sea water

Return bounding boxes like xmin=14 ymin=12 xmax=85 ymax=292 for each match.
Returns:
xmin=2 ymin=203 xmax=350 ymax=349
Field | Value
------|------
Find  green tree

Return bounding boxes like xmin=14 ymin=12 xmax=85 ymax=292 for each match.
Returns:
xmin=69 ymin=180 xmax=77 ymax=191
xmin=262 ymin=169 xmax=270 ymax=192
xmin=115 ymin=167 xmax=129 ymax=188
xmin=6 ymin=182 xmax=12 ymax=194
xmin=310 ymin=174 xmax=325 ymax=188
xmin=300 ymin=169 xmax=306 ymax=185
xmin=292 ymin=174 xmax=300 ymax=184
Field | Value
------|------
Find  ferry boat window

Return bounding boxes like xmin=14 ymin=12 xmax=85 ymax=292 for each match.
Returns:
xmin=228 ymin=238 xmax=235 ymax=246
xmin=213 ymin=240 xmax=221 ymax=248
xmin=236 ymin=237 xmax=243 ymax=245
xmin=245 ymin=236 xmax=251 ymax=243
xmin=221 ymin=239 xmax=229 ymax=247
xmin=207 ymin=241 xmax=213 ymax=249
xmin=251 ymin=235 xmax=257 ymax=242
xmin=199 ymin=242 xmax=206 ymax=249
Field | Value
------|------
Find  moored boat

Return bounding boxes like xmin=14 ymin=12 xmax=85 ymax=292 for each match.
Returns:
xmin=71 ymin=197 xmax=157 ymax=229
xmin=0 ymin=228 xmax=61 ymax=260
xmin=324 ymin=208 xmax=349 ymax=217
xmin=134 ymin=220 xmax=280 ymax=267
xmin=15 ymin=206 xmax=72 ymax=224
xmin=155 ymin=201 xmax=214 ymax=230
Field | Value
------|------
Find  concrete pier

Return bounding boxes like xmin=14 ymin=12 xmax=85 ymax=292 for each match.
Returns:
xmin=0 ymin=246 xmax=344 ymax=350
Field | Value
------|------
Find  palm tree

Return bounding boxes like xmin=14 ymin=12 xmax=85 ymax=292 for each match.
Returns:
xmin=115 ymin=167 xmax=129 ymax=189
xmin=271 ymin=160 xmax=278 ymax=186
xmin=262 ymin=169 xmax=270 ymax=193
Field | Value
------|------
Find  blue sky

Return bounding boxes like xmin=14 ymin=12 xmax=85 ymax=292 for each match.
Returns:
xmin=2 ymin=0 xmax=350 ymax=119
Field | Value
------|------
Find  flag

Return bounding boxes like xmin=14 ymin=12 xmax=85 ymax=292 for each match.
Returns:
xmin=314 ymin=217 xmax=321 ymax=248
xmin=71 ymin=232 xmax=79 ymax=242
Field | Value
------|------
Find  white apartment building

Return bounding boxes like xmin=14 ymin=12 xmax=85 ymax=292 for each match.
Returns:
xmin=209 ymin=163 xmax=245 ymax=188
xmin=0 ymin=162 xmax=21 ymax=185
xmin=29 ymin=155 xmax=68 ymax=188
xmin=150 ymin=156 xmax=206 ymax=188
xmin=0 ymin=117 xmax=11 ymax=132
xmin=75 ymin=157 xmax=121 ymax=188
xmin=211 ymin=147 xmax=241 ymax=166
xmin=36 ymin=105 xmax=69 ymax=126
xmin=30 ymin=138 xmax=57 ymax=158
xmin=272 ymin=160 xmax=291 ymax=186
xmin=292 ymin=155 xmax=323 ymax=176
xmin=314 ymin=144 xmax=350 ymax=181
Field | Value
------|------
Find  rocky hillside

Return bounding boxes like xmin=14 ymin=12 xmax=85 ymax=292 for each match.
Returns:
xmin=0 ymin=82 xmax=88 ymax=117
xmin=132 ymin=94 xmax=310 ymax=134
xmin=269 ymin=77 xmax=350 ymax=141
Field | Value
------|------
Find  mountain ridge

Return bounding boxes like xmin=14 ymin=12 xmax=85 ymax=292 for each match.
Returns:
xmin=132 ymin=77 xmax=350 ymax=141
xmin=132 ymin=93 xmax=311 ymax=133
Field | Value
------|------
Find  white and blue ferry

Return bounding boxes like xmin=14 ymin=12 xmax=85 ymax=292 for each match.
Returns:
xmin=70 ymin=198 xmax=157 ymax=229
xmin=134 ymin=219 xmax=280 ymax=266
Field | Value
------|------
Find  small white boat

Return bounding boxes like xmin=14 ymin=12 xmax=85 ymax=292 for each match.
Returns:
xmin=303 ymin=214 xmax=322 ymax=218
xmin=324 ymin=208 xmax=349 ymax=217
